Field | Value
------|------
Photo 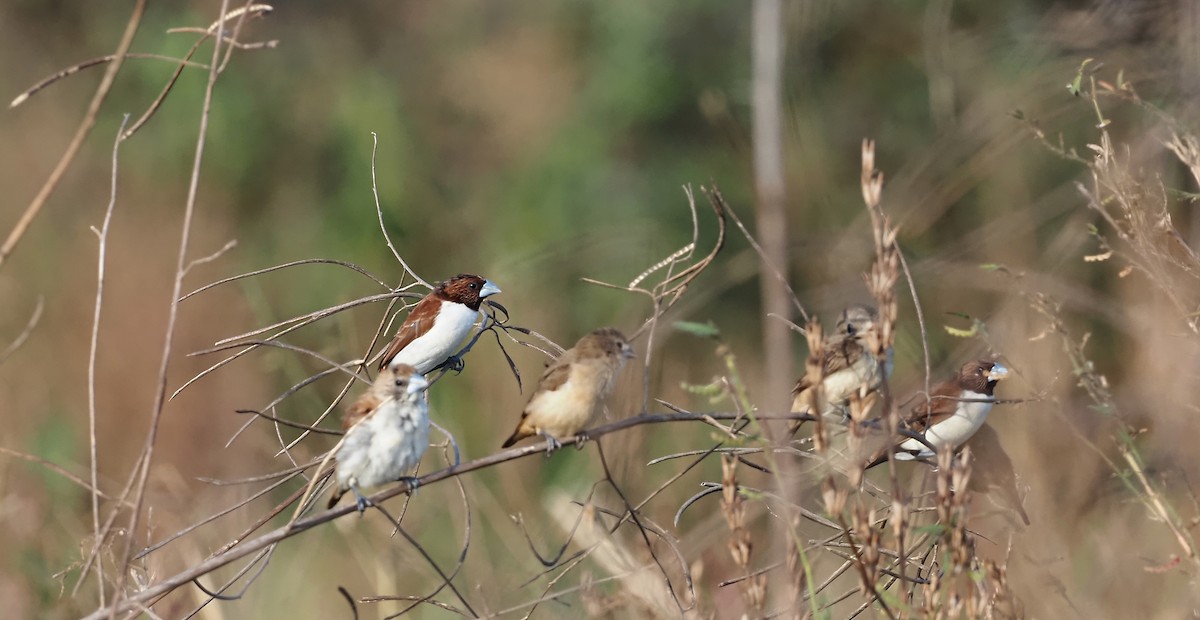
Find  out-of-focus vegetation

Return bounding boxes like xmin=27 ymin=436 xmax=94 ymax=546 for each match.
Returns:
xmin=3 ymin=0 xmax=1200 ymax=618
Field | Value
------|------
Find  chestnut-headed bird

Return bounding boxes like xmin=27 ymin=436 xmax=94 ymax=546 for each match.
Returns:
xmin=378 ymin=274 xmax=501 ymax=374
xmin=866 ymin=360 xmax=1009 ymax=468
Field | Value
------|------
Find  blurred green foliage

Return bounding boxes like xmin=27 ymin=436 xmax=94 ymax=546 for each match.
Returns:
xmin=4 ymin=0 xmax=1200 ymax=617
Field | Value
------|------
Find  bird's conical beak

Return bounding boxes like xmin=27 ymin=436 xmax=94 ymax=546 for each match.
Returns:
xmin=986 ymin=363 xmax=1009 ymax=381
xmin=480 ymin=280 xmax=501 ymax=298
xmin=406 ymin=373 xmax=430 ymax=395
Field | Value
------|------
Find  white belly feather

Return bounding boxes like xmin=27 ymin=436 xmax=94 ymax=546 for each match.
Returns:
xmin=525 ymin=361 xmax=614 ymax=439
xmin=817 ymin=348 xmax=893 ymax=420
xmin=335 ymin=398 xmax=430 ymax=490
xmin=897 ymin=390 xmax=993 ymax=459
xmin=388 ymin=301 xmax=481 ymax=374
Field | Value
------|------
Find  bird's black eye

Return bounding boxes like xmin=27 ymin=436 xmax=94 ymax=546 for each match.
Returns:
xmin=846 ymin=324 xmax=856 ymax=335
xmin=469 ymin=282 xmax=478 ymax=289
xmin=396 ymin=378 xmax=406 ymax=387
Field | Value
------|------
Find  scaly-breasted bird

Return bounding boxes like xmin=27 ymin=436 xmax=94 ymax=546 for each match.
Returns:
xmin=328 ymin=364 xmax=430 ymax=512
xmin=866 ymin=359 xmax=1009 ymax=468
xmin=791 ymin=304 xmax=893 ymax=430
xmin=501 ymin=327 xmax=634 ymax=452
xmin=378 ymin=274 xmax=501 ymax=374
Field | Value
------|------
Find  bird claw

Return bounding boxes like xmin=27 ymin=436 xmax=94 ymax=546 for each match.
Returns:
xmin=542 ymin=433 xmax=562 ymax=456
xmin=399 ymin=476 xmax=421 ymax=497
xmin=574 ymin=430 xmax=590 ymax=450
xmin=351 ymin=488 xmax=373 ymax=515
xmin=441 ymin=355 xmax=465 ymax=374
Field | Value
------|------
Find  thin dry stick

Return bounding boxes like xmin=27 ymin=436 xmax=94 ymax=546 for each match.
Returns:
xmin=0 ymin=447 xmax=122 ymax=503
xmin=595 ymin=440 xmax=691 ymax=613
xmin=10 ymin=54 xmax=210 ymax=109
xmin=0 ymin=0 xmax=146 ymax=270
xmin=122 ymin=4 xmax=274 ymax=141
xmin=215 ymin=0 xmax=265 ymax=74
xmin=0 ymin=296 xmax=44 ymax=366
xmin=370 ymin=132 xmax=430 ymax=289
xmin=80 ymin=411 xmax=823 ymax=619
xmin=171 ymin=289 xmax=416 ymax=401
xmin=79 ymin=113 xmax=130 ymax=605
xmin=179 ymin=258 xmax=390 ymax=301
xmin=110 ymin=3 xmax=230 ymax=614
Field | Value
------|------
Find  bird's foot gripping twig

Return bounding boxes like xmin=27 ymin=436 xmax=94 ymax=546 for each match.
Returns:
xmin=351 ymin=487 xmax=373 ymax=515
xmin=398 ymin=476 xmax=421 ymax=497
xmin=574 ymin=430 xmax=591 ymax=450
xmin=540 ymin=432 xmax=562 ymax=456
xmin=440 ymin=355 xmax=465 ymax=374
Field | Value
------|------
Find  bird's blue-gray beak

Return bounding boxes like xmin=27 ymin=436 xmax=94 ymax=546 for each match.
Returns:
xmin=480 ymin=280 xmax=501 ymax=298
xmin=406 ymin=373 xmax=430 ymax=395
xmin=986 ymin=363 xmax=1009 ymax=381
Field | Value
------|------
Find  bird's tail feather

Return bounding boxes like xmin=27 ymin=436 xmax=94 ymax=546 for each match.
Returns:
xmin=501 ymin=427 xmax=529 ymax=449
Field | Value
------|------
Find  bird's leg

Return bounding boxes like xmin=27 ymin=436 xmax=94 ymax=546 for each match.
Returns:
xmin=351 ymin=486 xmax=373 ymax=515
xmin=574 ymin=429 xmax=591 ymax=450
xmin=440 ymin=355 xmax=466 ymax=374
xmin=539 ymin=431 xmax=562 ymax=456
xmin=398 ymin=476 xmax=421 ymax=496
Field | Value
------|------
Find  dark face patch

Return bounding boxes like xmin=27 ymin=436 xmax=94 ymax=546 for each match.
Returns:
xmin=958 ymin=360 xmax=998 ymax=395
xmin=438 ymin=274 xmax=489 ymax=311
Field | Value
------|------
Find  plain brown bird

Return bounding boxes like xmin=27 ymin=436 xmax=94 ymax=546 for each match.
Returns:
xmin=501 ymin=327 xmax=635 ymax=452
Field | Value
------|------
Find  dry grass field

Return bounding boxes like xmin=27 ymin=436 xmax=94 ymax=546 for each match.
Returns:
xmin=3 ymin=1 xmax=1200 ymax=618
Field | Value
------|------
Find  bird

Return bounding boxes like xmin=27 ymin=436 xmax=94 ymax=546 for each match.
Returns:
xmin=790 ymin=304 xmax=893 ymax=430
xmin=377 ymin=274 xmax=501 ymax=374
xmin=328 ymin=364 xmax=431 ymax=513
xmin=866 ymin=359 xmax=1009 ymax=468
xmin=501 ymin=327 xmax=635 ymax=452
xmin=963 ymin=423 xmax=1031 ymax=527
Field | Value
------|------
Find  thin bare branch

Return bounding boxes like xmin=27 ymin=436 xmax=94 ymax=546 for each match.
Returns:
xmin=0 ymin=0 xmax=146 ymax=269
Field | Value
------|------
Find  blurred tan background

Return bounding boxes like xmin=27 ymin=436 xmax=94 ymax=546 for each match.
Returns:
xmin=3 ymin=0 xmax=1200 ymax=618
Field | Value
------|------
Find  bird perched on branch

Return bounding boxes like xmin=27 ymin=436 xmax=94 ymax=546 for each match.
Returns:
xmin=328 ymin=364 xmax=430 ymax=513
xmin=501 ymin=327 xmax=635 ymax=452
xmin=790 ymin=304 xmax=893 ymax=431
xmin=378 ymin=274 xmax=501 ymax=374
xmin=866 ymin=359 xmax=1009 ymax=468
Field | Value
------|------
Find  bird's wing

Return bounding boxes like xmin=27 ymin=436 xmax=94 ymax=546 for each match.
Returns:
xmin=791 ymin=336 xmax=863 ymax=396
xmin=864 ymin=376 xmax=963 ymax=468
xmin=518 ymin=352 xmax=576 ymax=417
xmin=377 ymin=296 xmax=440 ymax=370
xmin=901 ymin=378 xmax=962 ymax=433
xmin=342 ymin=391 xmax=382 ymax=432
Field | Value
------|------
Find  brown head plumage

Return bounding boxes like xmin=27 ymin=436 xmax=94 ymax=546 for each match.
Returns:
xmin=438 ymin=274 xmax=496 ymax=311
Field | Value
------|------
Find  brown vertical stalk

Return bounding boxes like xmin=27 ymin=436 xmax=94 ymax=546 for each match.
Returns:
xmin=722 ymin=454 xmax=765 ymax=612
xmin=752 ymin=0 xmax=792 ymax=419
